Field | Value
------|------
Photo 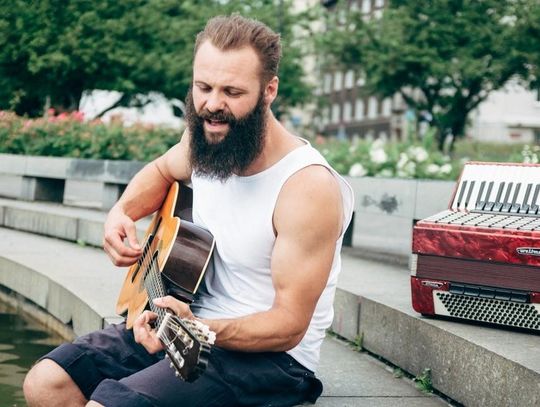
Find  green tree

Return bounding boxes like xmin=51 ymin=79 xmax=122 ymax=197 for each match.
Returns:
xmin=0 ymin=0 xmax=311 ymax=118
xmin=319 ymin=0 xmax=535 ymax=151
xmin=515 ymin=0 xmax=540 ymax=89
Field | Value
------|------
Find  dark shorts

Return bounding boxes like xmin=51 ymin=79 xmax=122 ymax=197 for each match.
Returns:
xmin=42 ymin=323 xmax=322 ymax=407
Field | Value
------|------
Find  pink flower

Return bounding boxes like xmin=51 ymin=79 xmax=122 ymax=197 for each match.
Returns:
xmin=71 ymin=111 xmax=85 ymax=122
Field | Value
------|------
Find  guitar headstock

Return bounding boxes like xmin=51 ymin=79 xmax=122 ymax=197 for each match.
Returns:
xmin=157 ymin=313 xmax=215 ymax=382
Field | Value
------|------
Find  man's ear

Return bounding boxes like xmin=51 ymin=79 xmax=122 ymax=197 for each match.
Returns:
xmin=264 ymin=76 xmax=279 ymax=105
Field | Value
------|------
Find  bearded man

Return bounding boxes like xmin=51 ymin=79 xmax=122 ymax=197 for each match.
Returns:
xmin=23 ymin=14 xmax=353 ymax=407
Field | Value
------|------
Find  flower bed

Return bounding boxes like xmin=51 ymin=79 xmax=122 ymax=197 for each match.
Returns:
xmin=0 ymin=110 xmax=181 ymax=162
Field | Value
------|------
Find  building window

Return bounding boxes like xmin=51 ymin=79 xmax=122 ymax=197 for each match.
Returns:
xmin=332 ymin=103 xmax=341 ymax=124
xmin=368 ymin=97 xmax=378 ymax=119
xmin=343 ymin=101 xmax=352 ymax=122
xmin=322 ymin=107 xmax=330 ymax=126
xmin=356 ymin=71 xmax=366 ymax=87
xmin=382 ymin=98 xmax=392 ymax=117
xmin=334 ymin=71 xmax=343 ymax=91
xmin=323 ymin=73 xmax=332 ymax=94
xmin=362 ymin=0 xmax=371 ymax=14
xmin=355 ymin=99 xmax=364 ymax=120
xmin=344 ymin=70 xmax=355 ymax=89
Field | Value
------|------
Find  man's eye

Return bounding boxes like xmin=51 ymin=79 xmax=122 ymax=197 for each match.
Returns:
xmin=197 ymin=85 xmax=211 ymax=92
xmin=225 ymin=90 xmax=241 ymax=97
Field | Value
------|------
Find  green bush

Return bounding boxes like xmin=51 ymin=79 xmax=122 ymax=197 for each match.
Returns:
xmin=0 ymin=111 xmax=181 ymax=161
xmin=314 ymin=130 xmax=533 ymax=180
xmin=315 ymin=130 xmax=461 ymax=180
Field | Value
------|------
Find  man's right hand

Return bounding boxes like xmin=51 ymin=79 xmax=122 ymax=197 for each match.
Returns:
xmin=103 ymin=206 xmax=143 ymax=266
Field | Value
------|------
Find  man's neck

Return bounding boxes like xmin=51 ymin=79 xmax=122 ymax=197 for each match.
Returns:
xmin=239 ymin=113 xmax=304 ymax=177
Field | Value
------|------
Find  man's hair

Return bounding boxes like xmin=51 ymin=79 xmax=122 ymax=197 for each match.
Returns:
xmin=194 ymin=14 xmax=282 ymax=83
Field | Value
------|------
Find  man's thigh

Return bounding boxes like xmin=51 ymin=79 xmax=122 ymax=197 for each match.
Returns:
xmin=41 ymin=323 xmax=159 ymax=399
xmin=90 ymin=347 xmax=321 ymax=407
xmin=91 ymin=355 xmax=237 ymax=407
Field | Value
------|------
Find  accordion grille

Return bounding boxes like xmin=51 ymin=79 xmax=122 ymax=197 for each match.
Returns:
xmin=435 ymin=292 xmax=540 ymax=331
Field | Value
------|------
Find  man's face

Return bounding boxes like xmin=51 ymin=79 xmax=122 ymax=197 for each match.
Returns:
xmin=186 ymin=41 xmax=269 ymax=180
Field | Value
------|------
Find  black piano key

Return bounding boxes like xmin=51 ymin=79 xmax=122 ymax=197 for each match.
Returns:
xmin=474 ymin=181 xmax=486 ymax=210
xmin=464 ymin=180 xmax=476 ymax=209
xmin=488 ymin=182 xmax=506 ymax=212
xmin=500 ymin=182 xmax=514 ymax=212
xmin=478 ymin=181 xmax=494 ymax=211
xmin=519 ymin=183 xmax=533 ymax=214
xmin=528 ymin=184 xmax=540 ymax=215
xmin=509 ymin=183 xmax=522 ymax=213
xmin=456 ymin=180 xmax=468 ymax=209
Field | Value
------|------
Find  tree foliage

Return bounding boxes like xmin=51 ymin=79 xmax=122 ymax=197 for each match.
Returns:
xmin=0 ymin=0 xmax=312 ymax=118
xmin=319 ymin=0 xmax=538 ymax=151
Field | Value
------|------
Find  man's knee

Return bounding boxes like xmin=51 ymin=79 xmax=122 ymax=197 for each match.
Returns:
xmin=24 ymin=359 xmax=85 ymax=406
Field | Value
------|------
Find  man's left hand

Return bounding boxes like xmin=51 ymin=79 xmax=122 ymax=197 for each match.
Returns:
xmin=133 ymin=296 xmax=195 ymax=354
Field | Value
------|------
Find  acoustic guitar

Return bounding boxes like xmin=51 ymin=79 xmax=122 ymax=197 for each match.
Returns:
xmin=116 ymin=181 xmax=216 ymax=381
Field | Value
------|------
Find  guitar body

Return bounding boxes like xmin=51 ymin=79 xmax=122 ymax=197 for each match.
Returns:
xmin=116 ymin=182 xmax=215 ymax=329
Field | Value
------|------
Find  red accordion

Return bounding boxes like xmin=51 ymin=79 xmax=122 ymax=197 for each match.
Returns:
xmin=411 ymin=161 xmax=540 ymax=331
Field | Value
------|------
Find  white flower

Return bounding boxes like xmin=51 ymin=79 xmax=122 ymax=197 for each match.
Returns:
xmin=397 ymin=153 xmax=408 ymax=169
xmin=376 ymin=168 xmax=394 ymax=178
xmin=349 ymin=163 xmax=367 ymax=177
xmin=426 ymin=164 xmax=440 ymax=174
xmin=372 ymin=138 xmax=385 ymax=149
xmin=348 ymin=144 xmax=358 ymax=153
xmin=398 ymin=161 xmax=416 ymax=178
xmin=408 ymin=146 xmax=429 ymax=162
xmin=370 ymin=148 xmax=387 ymax=164
xmin=440 ymin=164 xmax=452 ymax=174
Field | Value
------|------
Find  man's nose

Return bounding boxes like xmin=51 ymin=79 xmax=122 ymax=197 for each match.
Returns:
xmin=205 ymin=91 xmax=226 ymax=113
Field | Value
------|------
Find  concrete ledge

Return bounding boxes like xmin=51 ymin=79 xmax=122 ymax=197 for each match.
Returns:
xmin=334 ymin=249 xmax=540 ymax=407
xmin=344 ymin=176 xmax=453 ymax=258
xmin=0 ymin=198 xmax=149 ymax=246
xmin=0 ymin=154 xmax=145 ymax=210
xmin=0 ymin=229 xmax=125 ymax=337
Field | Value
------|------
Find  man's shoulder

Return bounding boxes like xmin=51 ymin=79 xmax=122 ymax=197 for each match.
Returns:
xmin=279 ymin=164 xmax=342 ymax=210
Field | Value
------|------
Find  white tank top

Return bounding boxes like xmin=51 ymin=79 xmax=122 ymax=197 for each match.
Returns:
xmin=190 ymin=139 xmax=354 ymax=372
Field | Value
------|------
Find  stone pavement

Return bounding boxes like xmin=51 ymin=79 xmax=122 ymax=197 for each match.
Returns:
xmin=0 ymin=200 xmax=449 ymax=406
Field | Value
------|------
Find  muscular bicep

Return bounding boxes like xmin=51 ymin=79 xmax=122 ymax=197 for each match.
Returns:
xmin=154 ymin=129 xmax=192 ymax=182
xmin=270 ymin=166 xmax=343 ymax=333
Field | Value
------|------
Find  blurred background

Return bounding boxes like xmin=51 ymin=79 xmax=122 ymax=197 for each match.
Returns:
xmin=1 ymin=0 xmax=539 ymax=179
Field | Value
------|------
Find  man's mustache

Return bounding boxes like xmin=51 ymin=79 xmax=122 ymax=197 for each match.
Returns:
xmin=198 ymin=109 xmax=236 ymax=124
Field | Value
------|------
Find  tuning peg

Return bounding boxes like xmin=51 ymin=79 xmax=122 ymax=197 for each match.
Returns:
xmin=175 ymin=371 xmax=180 ymax=377
xmin=165 ymin=354 xmax=169 ymax=359
xmin=170 ymin=362 xmax=174 ymax=369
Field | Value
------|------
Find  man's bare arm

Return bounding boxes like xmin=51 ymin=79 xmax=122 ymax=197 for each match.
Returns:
xmin=103 ymin=130 xmax=192 ymax=266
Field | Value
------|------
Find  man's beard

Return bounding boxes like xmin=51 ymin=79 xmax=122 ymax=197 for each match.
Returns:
xmin=185 ymin=88 xmax=267 ymax=181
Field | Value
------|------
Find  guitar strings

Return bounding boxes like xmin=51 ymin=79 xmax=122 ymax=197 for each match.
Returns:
xmin=138 ymin=239 xmax=208 ymax=346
